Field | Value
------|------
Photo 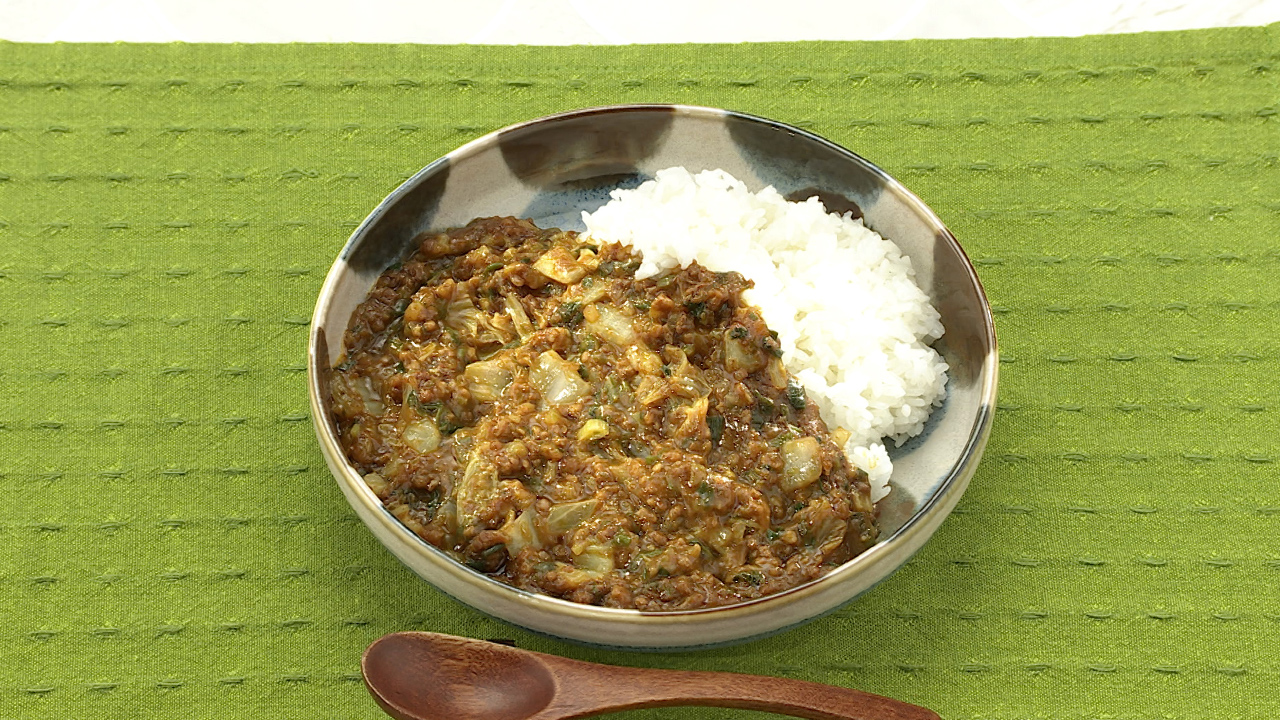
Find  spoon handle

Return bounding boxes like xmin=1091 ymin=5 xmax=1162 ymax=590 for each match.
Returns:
xmin=537 ymin=657 xmax=940 ymax=720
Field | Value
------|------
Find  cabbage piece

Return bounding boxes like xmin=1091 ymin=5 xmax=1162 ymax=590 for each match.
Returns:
xmin=791 ymin=497 xmax=847 ymax=557
xmin=666 ymin=347 xmax=710 ymax=398
xmin=764 ymin=357 xmax=788 ymax=390
xmin=402 ymin=420 xmax=441 ymax=453
xmin=464 ymin=358 xmax=513 ymax=402
xmin=555 ymin=566 xmax=605 ymax=587
xmin=444 ymin=297 xmax=481 ymax=336
xmin=635 ymin=376 xmax=669 ymax=407
xmin=625 ymin=346 xmax=662 ymax=375
xmin=530 ymin=351 xmax=590 ymax=405
xmin=781 ymin=436 xmax=822 ymax=491
xmin=532 ymin=246 xmax=587 ymax=284
xmin=362 ymin=472 xmax=389 ymax=496
xmin=450 ymin=427 xmax=475 ymax=460
xmin=476 ymin=313 xmax=515 ymax=347
xmin=444 ymin=296 xmax=508 ymax=347
xmin=576 ymin=247 xmax=601 ymax=272
xmin=354 ymin=377 xmax=387 ymax=415
xmin=830 ymin=427 xmax=851 ymax=448
xmin=547 ymin=499 xmax=598 ymax=537
xmin=574 ymin=543 xmax=615 ymax=574
xmin=577 ymin=419 xmax=608 ymax=443
xmin=583 ymin=304 xmax=637 ymax=346
xmin=723 ymin=330 xmax=765 ymax=373
xmin=503 ymin=292 xmax=535 ymax=341
xmin=501 ymin=508 xmax=545 ymax=557
xmin=567 ymin=279 xmax=609 ymax=307
xmin=705 ymin=520 xmax=748 ymax=567
xmin=674 ymin=396 xmax=708 ymax=438
xmin=455 ymin=451 xmax=499 ymax=530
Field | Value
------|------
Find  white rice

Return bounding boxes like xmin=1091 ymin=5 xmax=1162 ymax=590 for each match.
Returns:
xmin=582 ymin=168 xmax=948 ymax=501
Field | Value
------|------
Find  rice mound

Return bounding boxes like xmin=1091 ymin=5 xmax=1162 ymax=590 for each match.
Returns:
xmin=582 ymin=167 xmax=949 ymax=501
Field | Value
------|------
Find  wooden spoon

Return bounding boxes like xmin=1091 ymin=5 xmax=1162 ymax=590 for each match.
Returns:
xmin=362 ymin=631 xmax=940 ymax=720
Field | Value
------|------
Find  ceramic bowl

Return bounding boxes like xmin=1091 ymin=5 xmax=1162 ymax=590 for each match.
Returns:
xmin=308 ymin=105 xmax=997 ymax=649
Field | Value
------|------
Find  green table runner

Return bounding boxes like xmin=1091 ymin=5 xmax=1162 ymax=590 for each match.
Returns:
xmin=3 ymin=26 xmax=1278 ymax=719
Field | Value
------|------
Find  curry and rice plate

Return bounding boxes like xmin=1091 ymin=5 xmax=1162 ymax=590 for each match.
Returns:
xmin=327 ymin=169 xmax=947 ymax=610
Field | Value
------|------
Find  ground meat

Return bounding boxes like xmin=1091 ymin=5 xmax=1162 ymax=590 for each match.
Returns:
xmin=329 ymin=217 xmax=878 ymax=610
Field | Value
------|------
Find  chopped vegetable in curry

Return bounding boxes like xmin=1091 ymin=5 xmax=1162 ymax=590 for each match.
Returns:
xmin=329 ymin=217 xmax=878 ymax=610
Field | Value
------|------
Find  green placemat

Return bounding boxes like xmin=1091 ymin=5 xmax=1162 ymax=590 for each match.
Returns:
xmin=2 ymin=26 xmax=1278 ymax=719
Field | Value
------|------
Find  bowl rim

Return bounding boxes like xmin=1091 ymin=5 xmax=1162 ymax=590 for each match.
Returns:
xmin=308 ymin=104 xmax=998 ymax=632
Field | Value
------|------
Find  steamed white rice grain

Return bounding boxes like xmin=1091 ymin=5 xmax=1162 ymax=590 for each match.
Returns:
xmin=582 ymin=168 xmax=948 ymax=501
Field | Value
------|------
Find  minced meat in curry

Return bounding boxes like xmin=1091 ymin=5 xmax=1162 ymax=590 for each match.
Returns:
xmin=329 ymin=217 xmax=878 ymax=610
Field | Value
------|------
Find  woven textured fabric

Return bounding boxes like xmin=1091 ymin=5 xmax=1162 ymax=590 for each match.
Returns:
xmin=2 ymin=26 xmax=1278 ymax=719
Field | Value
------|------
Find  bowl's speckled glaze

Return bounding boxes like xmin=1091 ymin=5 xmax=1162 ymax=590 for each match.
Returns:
xmin=308 ymin=105 xmax=998 ymax=650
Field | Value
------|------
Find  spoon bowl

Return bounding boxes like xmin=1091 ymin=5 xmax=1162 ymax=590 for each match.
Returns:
xmin=362 ymin=632 xmax=940 ymax=720
xmin=364 ymin=633 xmax=556 ymax=720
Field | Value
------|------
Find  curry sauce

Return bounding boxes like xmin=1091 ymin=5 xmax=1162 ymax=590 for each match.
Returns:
xmin=329 ymin=217 xmax=877 ymax=610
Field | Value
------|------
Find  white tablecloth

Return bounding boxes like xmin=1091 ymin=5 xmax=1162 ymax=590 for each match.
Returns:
xmin=4 ymin=0 xmax=1279 ymax=43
